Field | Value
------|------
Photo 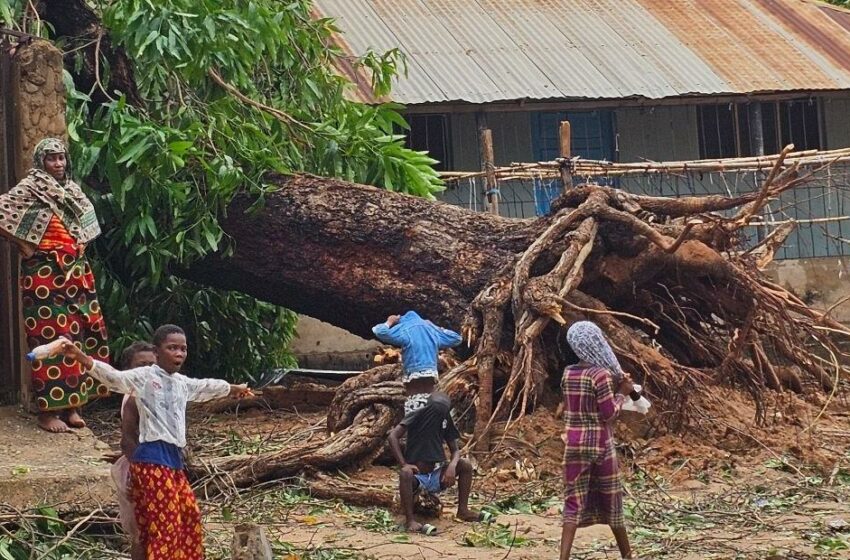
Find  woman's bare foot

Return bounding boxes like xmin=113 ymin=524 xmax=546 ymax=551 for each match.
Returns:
xmin=37 ymin=413 xmax=70 ymax=433
xmin=405 ymin=520 xmax=423 ymax=533
xmin=65 ymin=408 xmax=86 ymax=429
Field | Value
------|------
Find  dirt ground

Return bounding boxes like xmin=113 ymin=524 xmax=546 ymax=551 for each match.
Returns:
xmin=0 ymin=405 xmax=114 ymax=510
xmin=82 ymin=390 xmax=850 ymax=560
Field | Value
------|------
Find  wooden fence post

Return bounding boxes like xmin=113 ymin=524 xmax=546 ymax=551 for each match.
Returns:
xmin=559 ymin=120 xmax=573 ymax=191
xmin=479 ymin=128 xmax=498 ymax=215
xmin=0 ymin=35 xmax=17 ymax=406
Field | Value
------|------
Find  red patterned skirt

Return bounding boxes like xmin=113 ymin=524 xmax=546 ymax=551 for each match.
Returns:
xmin=22 ymin=248 xmax=109 ymax=411
xmin=129 ymin=462 xmax=204 ymax=560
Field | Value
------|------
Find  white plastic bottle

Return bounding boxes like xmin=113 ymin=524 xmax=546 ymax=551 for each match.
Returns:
xmin=25 ymin=338 xmax=67 ymax=362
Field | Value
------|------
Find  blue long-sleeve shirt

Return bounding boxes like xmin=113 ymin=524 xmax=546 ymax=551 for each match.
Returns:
xmin=372 ymin=311 xmax=462 ymax=376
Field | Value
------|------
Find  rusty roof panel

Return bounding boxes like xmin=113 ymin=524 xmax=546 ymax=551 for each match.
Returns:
xmin=313 ymin=0 xmax=850 ymax=105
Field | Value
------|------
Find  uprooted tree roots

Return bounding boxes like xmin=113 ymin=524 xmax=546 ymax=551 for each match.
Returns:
xmin=188 ymin=146 xmax=849 ymax=492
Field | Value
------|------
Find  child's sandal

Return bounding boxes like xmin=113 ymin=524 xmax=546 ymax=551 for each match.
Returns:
xmin=478 ymin=511 xmax=495 ymax=523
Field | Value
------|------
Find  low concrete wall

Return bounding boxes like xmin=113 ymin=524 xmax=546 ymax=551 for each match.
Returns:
xmin=291 ymin=315 xmax=381 ymax=370
xmin=766 ymin=257 xmax=850 ymax=323
xmin=0 ymin=406 xmax=113 ymax=511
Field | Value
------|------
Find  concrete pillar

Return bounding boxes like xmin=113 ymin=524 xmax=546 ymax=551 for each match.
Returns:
xmin=0 ymin=38 xmax=67 ymax=407
xmin=12 ymin=40 xmax=67 ymax=177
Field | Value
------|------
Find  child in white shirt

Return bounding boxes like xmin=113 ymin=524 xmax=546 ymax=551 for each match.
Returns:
xmin=60 ymin=324 xmax=252 ymax=560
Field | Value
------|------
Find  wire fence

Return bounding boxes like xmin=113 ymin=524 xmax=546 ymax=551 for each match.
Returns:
xmin=438 ymin=161 xmax=850 ymax=260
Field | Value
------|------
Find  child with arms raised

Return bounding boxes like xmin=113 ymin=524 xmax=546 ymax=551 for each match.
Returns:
xmin=372 ymin=311 xmax=462 ymax=416
xmin=60 ymin=324 xmax=252 ymax=560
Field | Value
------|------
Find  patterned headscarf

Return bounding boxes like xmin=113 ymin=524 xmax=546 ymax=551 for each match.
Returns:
xmin=565 ymin=321 xmax=624 ymax=381
xmin=32 ymin=138 xmax=70 ymax=180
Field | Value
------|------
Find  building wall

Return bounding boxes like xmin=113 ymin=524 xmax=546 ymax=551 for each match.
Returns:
xmin=491 ymin=112 xmax=535 ymax=166
xmin=450 ymin=113 xmax=478 ymax=171
xmin=615 ymin=105 xmax=700 ymax=162
xmin=445 ymin=94 xmax=850 ymax=172
xmin=291 ymin=315 xmax=381 ymax=370
xmin=766 ymin=257 xmax=850 ymax=323
xmin=443 ymin=111 xmax=537 ymax=218
xmin=449 ymin=112 xmax=535 ymax=171
xmin=447 ymin=104 xmax=704 ymax=173
xmin=823 ymin=96 xmax=850 ymax=150
xmin=440 ymin=105 xmax=704 ymax=217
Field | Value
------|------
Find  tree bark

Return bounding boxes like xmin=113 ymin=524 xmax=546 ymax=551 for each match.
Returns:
xmin=182 ymin=173 xmax=536 ymax=338
xmin=39 ymin=0 xmax=142 ymax=106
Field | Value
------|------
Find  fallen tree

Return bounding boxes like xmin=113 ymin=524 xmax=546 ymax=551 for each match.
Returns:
xmin=28 ymin=0 xmax=850 ymax=490
xmin=183 ymin=152 xmax=850 ymax=490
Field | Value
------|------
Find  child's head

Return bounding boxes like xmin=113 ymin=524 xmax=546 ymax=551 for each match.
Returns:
xmin=119 ymin=341 xmax=156 ymax=369
xmin=152 ymin=324 xmax=187 ymax=374
xmin=565 ymin=321 xmax=624 ymax=381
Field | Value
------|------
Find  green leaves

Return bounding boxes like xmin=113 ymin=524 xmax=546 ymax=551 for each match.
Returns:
xmin=461 ymin=522 xmax=530 ymax=549
xmin=0 ymin=506 xmax=112 ymax=560
xmin=359 ymin=48 xmax=408 ymax=98
xmin=50 ymin=0 xmax=445 ymax=379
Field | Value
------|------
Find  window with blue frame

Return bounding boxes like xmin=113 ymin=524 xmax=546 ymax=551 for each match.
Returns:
xmin=530 ymin=110 xmax=615 ymax=215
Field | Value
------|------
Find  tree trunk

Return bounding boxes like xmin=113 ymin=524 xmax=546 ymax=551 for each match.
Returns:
xmin=182 ymin=173 xmax=535 ymax=338
xmin=181 ymin=170 xmax=846 ymax=418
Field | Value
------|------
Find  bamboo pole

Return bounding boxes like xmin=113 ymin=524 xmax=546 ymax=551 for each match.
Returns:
xmin=559 ymin=120 xmax=572 ymax=191
xmin=480 ymin=128 xmax=498 ymax=215
xmin=440 ymin=146 xmax=850 ymax=183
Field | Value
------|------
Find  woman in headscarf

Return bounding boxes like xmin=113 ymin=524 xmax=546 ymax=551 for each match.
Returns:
xmin=560 ymin=321 xmax=634 ymax=560
xmin=0 ymin=138 xmax=109 ymax=433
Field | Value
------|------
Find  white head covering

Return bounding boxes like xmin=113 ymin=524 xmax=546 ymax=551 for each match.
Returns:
xmin=565 ymin=321 xmax=624 ymax=382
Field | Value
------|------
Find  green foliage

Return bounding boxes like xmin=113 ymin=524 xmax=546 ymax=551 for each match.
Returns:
xmin=461 ymin=522 xmax=530 ymax=549
xmin=807 ymin=532 xmax=850 ymax=553
xmin=11 ymin=0 xmax=443 ymax=379
xmin=344 ymin=507 xmax=398 ymax=533
xmin=484 ymin=493 xmax=561 ymax=515
xmin=0 ymin=507 xmax=121 ymax=559
xmin=271 ymin=542 xmax=364 ymax=560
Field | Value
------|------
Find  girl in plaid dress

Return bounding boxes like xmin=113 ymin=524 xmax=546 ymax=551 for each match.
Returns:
xmin=560 ymin=322 xmax=634 ymax=560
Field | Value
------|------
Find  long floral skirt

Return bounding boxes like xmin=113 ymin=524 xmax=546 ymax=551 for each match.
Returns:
xmin=130 ymin=462 xmax=205 ymax=560
xmin=21 ymin=250 xmax=109 ymax=411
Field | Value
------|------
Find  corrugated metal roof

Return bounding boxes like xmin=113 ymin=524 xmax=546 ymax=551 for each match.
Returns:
xmin=313 ymin=0 xmax=850 ymax=104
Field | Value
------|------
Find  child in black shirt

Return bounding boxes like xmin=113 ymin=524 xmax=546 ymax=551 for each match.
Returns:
xmin=388 ymin=392 xmax=484 ymax=534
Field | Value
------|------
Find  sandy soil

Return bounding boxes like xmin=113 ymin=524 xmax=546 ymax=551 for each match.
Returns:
xmin=137 ymin=400 xmax=850 ymax=560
